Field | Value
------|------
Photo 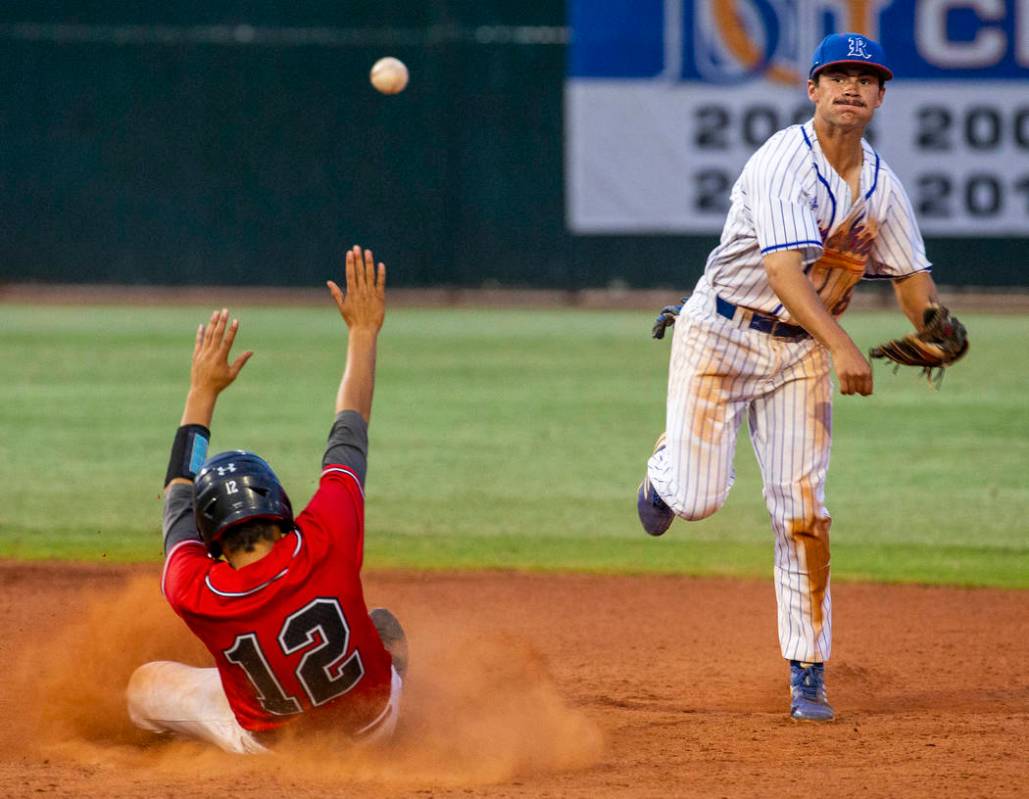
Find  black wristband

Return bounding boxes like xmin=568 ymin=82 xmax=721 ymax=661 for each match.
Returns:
xmin=164 ymin=424 xmax=211 ymax=487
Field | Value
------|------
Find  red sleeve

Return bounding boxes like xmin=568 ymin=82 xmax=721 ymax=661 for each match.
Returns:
xmin=161 ymin=539 xmax=213 ymax=611
xmin=295 ymin=464 xmax=366 ymax=568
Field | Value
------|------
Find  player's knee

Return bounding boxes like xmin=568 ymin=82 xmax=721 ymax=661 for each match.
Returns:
xmin=126 ymin=662 xmax=159 ymax=727
xmin=126 ymin=661 xmax=174 ymax=730
xmin=781 ymin=515 xmax=832 ymax=543
xmin=677 ymin=493 xmax=726 ymax=521
xmin=127 ymin=662 xmax=158 ymax=698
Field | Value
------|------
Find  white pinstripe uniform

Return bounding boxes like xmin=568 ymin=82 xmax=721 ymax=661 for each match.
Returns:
xmin=647 ymin=119 xmax=930 ymax=663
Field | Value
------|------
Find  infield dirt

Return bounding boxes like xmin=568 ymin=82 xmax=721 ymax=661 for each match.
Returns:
xmin=1 ymin=561 xmax=1025 ymax=799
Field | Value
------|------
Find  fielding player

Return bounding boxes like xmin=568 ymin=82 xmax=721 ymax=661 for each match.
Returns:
xmin=639 ymin=34 xmax=966 ymax=721
xmin=127 ymin=246 xmax=406 ymax=753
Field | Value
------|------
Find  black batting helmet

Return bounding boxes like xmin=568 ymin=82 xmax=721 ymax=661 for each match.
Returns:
xmin=193 ymin=451 xmax=293 ymax=558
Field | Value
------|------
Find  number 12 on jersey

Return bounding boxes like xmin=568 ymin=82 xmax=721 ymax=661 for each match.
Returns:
xmin=224 ymin=597 xmax=365 ymax=715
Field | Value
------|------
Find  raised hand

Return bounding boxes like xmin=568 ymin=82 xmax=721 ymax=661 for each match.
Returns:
xmin=328 ymin=246 xmax=388 ymax=421
xmin=190 ymin=308 xmax=254 ymax=398
xmin=327 ymin=246 xmax=386 ymax=333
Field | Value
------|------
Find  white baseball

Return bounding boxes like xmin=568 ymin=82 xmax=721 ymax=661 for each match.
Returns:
xmin=370 ymin=57 xmax=409 ymax=95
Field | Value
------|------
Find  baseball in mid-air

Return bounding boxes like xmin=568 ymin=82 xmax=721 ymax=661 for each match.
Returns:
xmin=370 ymin=57 xmax=409 ymax=95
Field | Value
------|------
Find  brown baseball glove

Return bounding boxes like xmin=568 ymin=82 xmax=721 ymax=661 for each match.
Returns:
xmin=869 ymin=305 xmax=969 ymax=385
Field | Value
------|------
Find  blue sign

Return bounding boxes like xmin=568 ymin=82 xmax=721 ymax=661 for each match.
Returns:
xmin=569 ymin=0 xmax=1029 ymax=82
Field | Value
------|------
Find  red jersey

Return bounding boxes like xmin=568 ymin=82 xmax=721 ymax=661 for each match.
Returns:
xmin=162 ymin=464 xmax=393 ymax=733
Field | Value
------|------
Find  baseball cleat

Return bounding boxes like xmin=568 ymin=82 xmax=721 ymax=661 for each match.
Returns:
xmin=637 ymin=435 xmax=675 ymax=536
xmin=370 ymin=607 xmax=409 ymax=678
xmin=789 ymin=661 xmax=835 ymax=722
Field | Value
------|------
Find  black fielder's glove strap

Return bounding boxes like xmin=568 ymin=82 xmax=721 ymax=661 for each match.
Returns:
xmin=652 ymin=297 xmax=687 ymax=340
xmin=164 ymin=424 xmax=211 ymax=487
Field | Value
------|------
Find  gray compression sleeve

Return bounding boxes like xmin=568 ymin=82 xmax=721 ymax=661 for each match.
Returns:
xmin=322 ymin=410 xmax=369 ymax=486
xmin=163 ymin=482 xmax=203 ymax=555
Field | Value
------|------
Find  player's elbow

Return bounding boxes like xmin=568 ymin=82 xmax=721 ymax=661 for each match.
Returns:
xmin=762 ymin=251 xmax=805 ymax=281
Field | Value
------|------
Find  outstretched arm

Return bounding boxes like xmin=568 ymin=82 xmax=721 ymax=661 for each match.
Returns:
xmin=165 ymin=308 xmax=253 ymax=491
xmin=162 ymin=308 xmax=253 ymax=555
xmin=320 ymin=246 xmax=387 ymax=486
xmin=327 ymin=246 xmax=387 ymax=423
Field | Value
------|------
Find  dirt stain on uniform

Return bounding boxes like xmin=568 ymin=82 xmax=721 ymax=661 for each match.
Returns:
xmin=789 ymin=483 xmax=831 ymax=629
xmin=790 ymin=518 xmax=831 ymax=628
xmin=691 ymin=372 xmax=729 ymax=443
xmin=690 ymin=342 xmax=736 ymax=444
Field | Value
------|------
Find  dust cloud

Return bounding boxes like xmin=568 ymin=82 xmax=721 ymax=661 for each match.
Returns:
xmin=15 ymin=575 xmax=603 ymax=789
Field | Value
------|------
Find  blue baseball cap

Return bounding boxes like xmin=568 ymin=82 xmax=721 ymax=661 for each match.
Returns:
xmin=809 ymin=33 xmax=893 ymax=81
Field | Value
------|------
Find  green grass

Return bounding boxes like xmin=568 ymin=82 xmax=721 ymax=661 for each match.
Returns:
xmin=1 ymin=304 xmax=1026 ymax=587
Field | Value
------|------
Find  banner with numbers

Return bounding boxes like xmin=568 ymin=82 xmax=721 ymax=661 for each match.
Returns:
xmin=566 ymin=0 xmax=1029 ymax=236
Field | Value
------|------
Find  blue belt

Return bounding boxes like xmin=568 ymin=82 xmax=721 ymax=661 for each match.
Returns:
xmin=715 ymin=296 xmax=809 ymax=340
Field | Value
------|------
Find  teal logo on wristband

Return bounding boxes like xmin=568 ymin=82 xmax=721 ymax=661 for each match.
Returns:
xmin=189 ymin=435 xmax=210 ymax=476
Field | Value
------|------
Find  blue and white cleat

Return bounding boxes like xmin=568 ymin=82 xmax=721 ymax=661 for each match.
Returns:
xmin=637 ymin=435 xmax=675 ymax=537
xmin=789 ymin=661 xmax=836 ymax=722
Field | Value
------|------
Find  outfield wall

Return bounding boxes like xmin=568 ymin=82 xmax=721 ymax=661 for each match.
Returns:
xmin=1 ymin=2 xmax=1026 ymax=289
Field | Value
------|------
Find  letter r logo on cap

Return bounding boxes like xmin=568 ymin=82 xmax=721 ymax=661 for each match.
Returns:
xmin=847 ymin=37 xmax=872 ymax=59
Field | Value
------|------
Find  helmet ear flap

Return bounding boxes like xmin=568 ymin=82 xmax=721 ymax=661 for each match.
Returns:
xmin=197 ymin=496 xmax=223 ymax=557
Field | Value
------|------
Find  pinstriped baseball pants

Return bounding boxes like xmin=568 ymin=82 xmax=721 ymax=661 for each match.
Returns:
xmin=647 ymin=282 xmax=834 ymax=663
